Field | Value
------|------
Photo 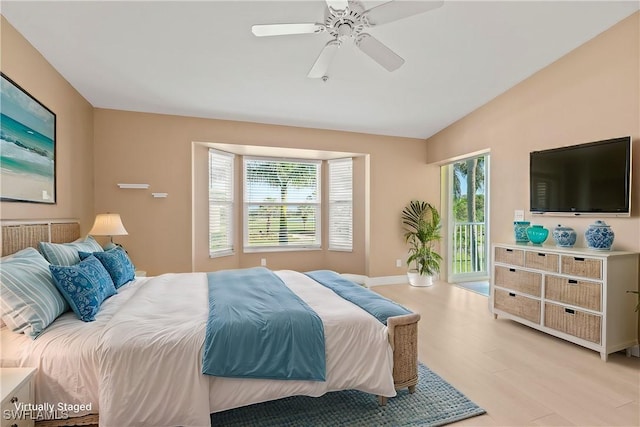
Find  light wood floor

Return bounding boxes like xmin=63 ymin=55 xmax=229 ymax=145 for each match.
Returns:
xmin=374 ymin=281 xmax=640 ymax=427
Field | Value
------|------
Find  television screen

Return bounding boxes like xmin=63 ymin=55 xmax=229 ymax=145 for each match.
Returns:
xmin=530 ymin=136 xmax=631 ymax=215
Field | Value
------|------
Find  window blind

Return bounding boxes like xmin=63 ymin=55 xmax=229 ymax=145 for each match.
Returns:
xmin=328 ymin=158 xmax=353 ymax=251
xmin=244 ymin=157 xmax=321 ymax=250
xmin=208 ymin=149 xmax=234 ymax=257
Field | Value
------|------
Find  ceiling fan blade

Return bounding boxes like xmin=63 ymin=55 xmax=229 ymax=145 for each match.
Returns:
xmin=308 ymin=40 xmax=341 ymax=79
xmin=364 ymin=0 xmax=444 ymax=26
xmin=326 ymin=0 xmax=349 ymax=10
xmin=355 ymin=33 xmax=404 ymax=72
xmin=251 ymin=23 xmax=325 ymax=37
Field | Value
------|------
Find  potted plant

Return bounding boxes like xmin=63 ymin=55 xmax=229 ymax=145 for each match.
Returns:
xmin=402 ymin=200 xmax=443 ymax=287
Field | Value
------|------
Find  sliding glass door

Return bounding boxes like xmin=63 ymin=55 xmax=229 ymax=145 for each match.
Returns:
xmin=446 ymin=155 xmax=489 ymax=282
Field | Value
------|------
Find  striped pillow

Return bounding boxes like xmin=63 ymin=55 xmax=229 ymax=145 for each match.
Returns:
xmin=39 ymin=236 xmax=103 ymax=266
xmin=0 ymin=247 xmax=69 ymax=338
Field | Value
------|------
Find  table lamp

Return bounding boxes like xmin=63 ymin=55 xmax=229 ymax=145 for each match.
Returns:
xmin=89 ymin=213 xmax=128 ymax=249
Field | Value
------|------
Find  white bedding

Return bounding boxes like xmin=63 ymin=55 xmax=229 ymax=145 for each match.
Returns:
xmin=1 ymin=270 xmax=395 ymax=427
xmin=1 ymin=277 xmax=150 ymax=417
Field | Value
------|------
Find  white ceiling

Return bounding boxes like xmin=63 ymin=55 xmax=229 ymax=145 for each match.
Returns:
xmin=2 ymin=1 xmax=638 ymax=139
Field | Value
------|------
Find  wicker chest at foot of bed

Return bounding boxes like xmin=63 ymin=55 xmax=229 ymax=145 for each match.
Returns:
xmin=378 ymin=313 xmax=421 ymax=406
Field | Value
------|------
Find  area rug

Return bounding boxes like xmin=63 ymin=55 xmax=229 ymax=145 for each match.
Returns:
xmin=455 ymin=281 xmax=490 ymax=297
xmin=210 ymin=363 xmax=486 ymax=426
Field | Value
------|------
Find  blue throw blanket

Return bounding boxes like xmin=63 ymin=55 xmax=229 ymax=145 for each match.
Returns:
xmin=202 ymin=267 xmax=326 ymax=381
xmin=305 ymin=270 xmax=411 ymax=325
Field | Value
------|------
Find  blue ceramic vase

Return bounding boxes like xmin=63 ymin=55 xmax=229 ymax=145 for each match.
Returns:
xmin=552 ymin=224 xmax=577 ymax=247
xmin=585 ymin=220 xmax=614 ymax=250
xmin=514 ymin=221 xmax=530 ymax=243
xmin=526 ymin=225 xmax=549 ymax=245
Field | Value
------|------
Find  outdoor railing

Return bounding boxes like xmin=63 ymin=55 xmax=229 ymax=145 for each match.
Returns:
xmin=452 ymin=222 xmax=486 ymax=274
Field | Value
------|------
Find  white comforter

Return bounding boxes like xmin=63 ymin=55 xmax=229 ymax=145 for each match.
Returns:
xmin=1 ymin=270 xmax=395 ymax=427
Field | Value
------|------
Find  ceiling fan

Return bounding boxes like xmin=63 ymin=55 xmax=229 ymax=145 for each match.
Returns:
xmin=251 ymin=0 xmax=444 ymax=78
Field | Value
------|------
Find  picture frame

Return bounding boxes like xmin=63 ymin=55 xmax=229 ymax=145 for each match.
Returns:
xmin=1 ymin=72 xmax=56 ymax=204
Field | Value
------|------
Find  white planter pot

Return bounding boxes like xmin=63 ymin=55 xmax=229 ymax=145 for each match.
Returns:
xmin=407 ymin=271 xmax=433 ymax=287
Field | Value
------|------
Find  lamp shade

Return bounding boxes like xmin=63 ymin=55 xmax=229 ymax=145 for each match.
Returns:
xmin=89 ymin=213 xmax=128 ymax=236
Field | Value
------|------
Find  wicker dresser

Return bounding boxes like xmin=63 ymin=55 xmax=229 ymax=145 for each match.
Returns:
xmin=491 ymin=243 xmax=639 ymax=361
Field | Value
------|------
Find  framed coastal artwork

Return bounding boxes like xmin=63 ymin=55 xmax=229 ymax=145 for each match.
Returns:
xmin=0 ymin=73 xmax=56 ymax=204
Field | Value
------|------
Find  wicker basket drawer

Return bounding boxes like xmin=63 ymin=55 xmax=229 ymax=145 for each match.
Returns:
xmin=494 ymin=266 xmax=542 ymax=297
xmin=495 ymin=247 xmax=524 ymax=266
xmin=525 ymin=251 xmax=559 ymax=272
xmin=561 ymin=255 xmax=602 ymax=280
xmin=545 ymin=275 xmax=601 ymax=311
xmin=494 ymin=289 xmax=541 ymax=324
xmin=544 ymin=302 xmax=601 ymax=344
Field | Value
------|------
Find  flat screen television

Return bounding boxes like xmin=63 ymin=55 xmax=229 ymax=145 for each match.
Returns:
xmin=530 ymin=136 xmax=632 ymax=215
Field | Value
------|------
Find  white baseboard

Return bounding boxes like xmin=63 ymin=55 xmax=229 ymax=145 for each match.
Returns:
xmin=365 ymin=275 xmax=408 ymax=288
xmin=340 ymin=273 xmax=415 ymax=288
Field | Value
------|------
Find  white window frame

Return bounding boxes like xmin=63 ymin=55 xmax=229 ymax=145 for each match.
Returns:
xmin=243 ymin=156 xmax=321 ymax=252
xmin=328 ymin=158 xmax=353 ymax=252
xmin=208 ymin=148 xmax=234 ymax=257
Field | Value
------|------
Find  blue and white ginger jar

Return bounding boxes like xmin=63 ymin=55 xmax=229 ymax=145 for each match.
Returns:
xmin=585 ymin=220 xmax=614 ymax=250
xmin=552 ymin=224 xmax=577 ymax=248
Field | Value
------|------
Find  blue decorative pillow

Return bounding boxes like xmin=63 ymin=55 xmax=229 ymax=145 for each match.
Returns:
xmin=49 ymin=255 xmax=117 ymax=322
xmin=0 ymin=248 xmax=68 ymax=338
xmin=79 ymin=246 xmax=135 ymax=288
xmin=39 ymin=236 xmax=104 ymax=266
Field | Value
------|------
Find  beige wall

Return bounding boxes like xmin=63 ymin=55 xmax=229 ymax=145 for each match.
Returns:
xmin=0 ymin=17 xmax=95 ymax=231
xmin=93 ymin=109 xmax=434 ymax=277
xmin=426 ymin=12 xmax=640 ymax=254
xmin=4 ymin=10 xmax=637 ymax=280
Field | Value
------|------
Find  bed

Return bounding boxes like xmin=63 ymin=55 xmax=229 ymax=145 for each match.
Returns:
xmin=0 ymin=220 xmax=420 ymax=427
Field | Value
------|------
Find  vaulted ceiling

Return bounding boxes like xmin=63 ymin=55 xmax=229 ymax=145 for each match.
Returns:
xmin=2 ymin=1 xmax=638 ymax=138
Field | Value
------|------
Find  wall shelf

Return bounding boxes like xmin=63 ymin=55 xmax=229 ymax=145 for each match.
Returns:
xmin=117 ymin=183 xmax=149 ymax=189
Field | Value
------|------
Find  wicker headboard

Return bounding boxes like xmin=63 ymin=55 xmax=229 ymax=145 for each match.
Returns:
xmin=1 ymin=220 xmax=81 ymax=257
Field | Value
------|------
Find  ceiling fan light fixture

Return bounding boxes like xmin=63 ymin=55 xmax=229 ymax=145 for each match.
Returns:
xmin=336 ymin=22 xmax=353 ymax=38
xmin=252 ymin=0 xmax=443 ymax=77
